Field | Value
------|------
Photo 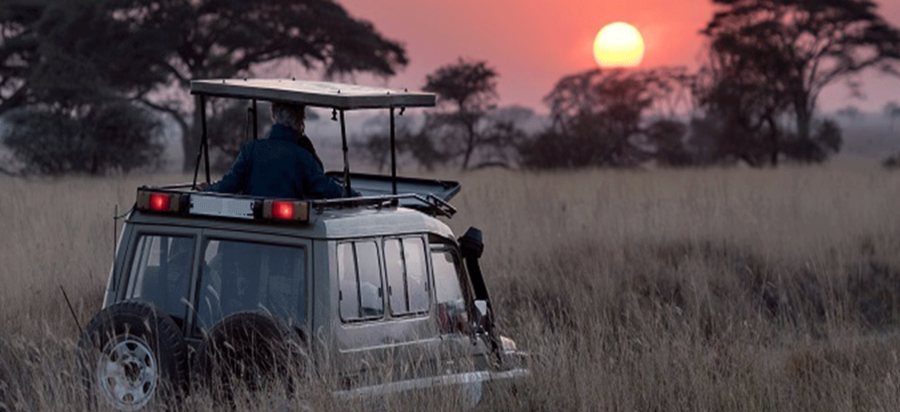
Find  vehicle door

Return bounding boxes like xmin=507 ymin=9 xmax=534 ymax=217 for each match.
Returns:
xmin=429 ymin=239 xmax=493 ymax=374
xmin=186 ymin=229 xmax=312 ymax=338
xmin=119 ymin=226 xmax=201 ymax=332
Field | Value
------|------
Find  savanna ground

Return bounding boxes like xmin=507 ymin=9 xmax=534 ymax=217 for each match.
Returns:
xmin=3 ymin=164 xmax=900 ymax=411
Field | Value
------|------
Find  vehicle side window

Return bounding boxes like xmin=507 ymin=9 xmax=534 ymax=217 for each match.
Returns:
xmin=195 ymin=239 xmax=305 ymax=332
xmin=385 ymin=237 xmax=429 ymax=316
xmin=338 ymin=240 xmax=384 ymax=321
xmin=126 ymin=235 xmax=194 ymax=322
xmin=431 ymin=248 xmax=467 ymax=334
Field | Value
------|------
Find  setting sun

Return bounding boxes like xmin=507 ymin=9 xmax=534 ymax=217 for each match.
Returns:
xmin=593 ymin=22 xmax=645 ymax=68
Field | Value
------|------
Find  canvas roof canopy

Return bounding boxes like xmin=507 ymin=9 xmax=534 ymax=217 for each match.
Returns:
xmin=190 ymin=79 xmax=435 ymax=110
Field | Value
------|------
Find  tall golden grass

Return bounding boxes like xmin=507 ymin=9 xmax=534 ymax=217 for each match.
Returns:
xmin=3 ymin=165 xmax=900 ymax=411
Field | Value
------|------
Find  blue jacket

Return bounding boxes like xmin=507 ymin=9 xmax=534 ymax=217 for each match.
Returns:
xmin=205 ymin=124 xmax=347 ymax=199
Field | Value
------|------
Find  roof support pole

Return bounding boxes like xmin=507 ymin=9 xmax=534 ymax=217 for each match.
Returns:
xmin=339 ymin=109 xmax=351 ymax=197
xmin=192 ymin=95 xmax=211 ymax=186
xmin=390 ymin=107 xmax=397 ymax=195
xmin=201 ymin=96 xmax=210 ymax=183
xmin=252 ymin=99 xmax=259 ymax=140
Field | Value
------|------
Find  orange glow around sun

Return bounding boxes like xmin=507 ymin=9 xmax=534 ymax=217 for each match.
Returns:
xmin=593 ymin=22 xmax=645 ymax=68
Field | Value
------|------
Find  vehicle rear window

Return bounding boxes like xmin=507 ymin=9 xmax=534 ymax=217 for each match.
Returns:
xmin=195 ymin=239 xmax=306 ymax=332
xmin=126 ymin=235 xmax=194 ymax=323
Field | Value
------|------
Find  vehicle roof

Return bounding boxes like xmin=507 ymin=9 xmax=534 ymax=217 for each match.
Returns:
xmin=125 ymin=204 xmax=456 ymax=241
xmin=190 ymin=79 xmax=435 ymax=110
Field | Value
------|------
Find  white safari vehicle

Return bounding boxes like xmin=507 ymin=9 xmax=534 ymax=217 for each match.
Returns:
xmin=76 ymin=79 xmax=528 ymax=410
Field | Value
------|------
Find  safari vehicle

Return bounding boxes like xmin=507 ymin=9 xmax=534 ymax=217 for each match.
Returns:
xmin=76 ymin=79 xmax=528 ymax=410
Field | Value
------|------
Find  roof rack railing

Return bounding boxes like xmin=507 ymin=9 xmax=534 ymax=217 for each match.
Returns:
xmin=309 ymin=193 xmax=456 ymax=218
xmin=136 ymin=185 xmax=457 ymax=219
xmin=153 ymin=183 xmax=197 ymax=190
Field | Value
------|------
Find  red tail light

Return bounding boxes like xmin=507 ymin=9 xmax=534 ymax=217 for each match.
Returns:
xmin=262 ymin=199 xmax=309 ymax=222
xmin=272 ymin=201 xmax=294 ymax=220
xmin=136 ymin=189 xmax=183 ymax=213
xmin=149 ymin=193 xmax=171 ymax=211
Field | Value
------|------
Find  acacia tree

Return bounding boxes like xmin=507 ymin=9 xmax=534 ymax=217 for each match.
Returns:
xmin=420 ymin=58 xmax=505 ymax=170
xmin=689 ymin=47 xmax=787 ymax=166
xmin=145 ymin=0 xmax=411 ymax=171
xmin=0 ymin=0 xmax=409 ymax=171
xmin=355 ymin=59 xmax=527 ymax=171
xmin=2 ymin=102 xmax=163 ymax=175
xmin=703 ymin=0 xmax=900 ymax=145
xmin=523 ymin=67 xmax=691 ymax=169
xmin=0 ymin=0 xmax=172 ymax=113
xmin=0 ymin=0 xmax=170 ymax=174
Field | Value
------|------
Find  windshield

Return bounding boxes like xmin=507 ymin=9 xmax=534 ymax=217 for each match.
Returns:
xmin=194 ymin=238 xmax=306 ymax=333
xmin=431 ymin=246 xmax=469 ymax=335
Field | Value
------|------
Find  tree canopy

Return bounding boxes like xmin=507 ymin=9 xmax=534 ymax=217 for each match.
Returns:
xmin=2 ymin=102 xmax=163 ymax=175
xmin=0 ymin=0 xmax=171 ymax=174
xmin=0 ymin=0 xmax=171 ymax=113
xmin=0 ymin=0 xmax=410 ymax=172
xmin=703 ymin=0 xmax=900 ymax=144
xmin=421 ymin=58 xmax=502 ymax=170
xmin=412 ymin=58 xmax=525 ymax=170
xmin=522 ymin=67 xmax=691 ymax=169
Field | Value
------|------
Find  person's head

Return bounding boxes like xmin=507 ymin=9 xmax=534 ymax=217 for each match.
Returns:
xmin=270 ymin=102 xmax=306 ymax=134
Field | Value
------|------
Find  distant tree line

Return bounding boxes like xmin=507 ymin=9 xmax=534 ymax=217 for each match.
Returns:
xmin=1 ymin=0 xmax=898 ymax=175
xmin=362 ymin=0 xmax=899 ymax=171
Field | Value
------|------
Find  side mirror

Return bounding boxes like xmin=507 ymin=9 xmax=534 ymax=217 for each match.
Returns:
xmin=474 ymin=299 xmax=488 ymax=318
xmin=459 ymin=227 xmax=483 ymax=259
xmin=472 ymin=299 xmax=492 ymax=334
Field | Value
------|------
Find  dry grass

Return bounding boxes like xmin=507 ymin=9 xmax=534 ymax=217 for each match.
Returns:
xmin=3 ymin=165 xmax=900 ymax=411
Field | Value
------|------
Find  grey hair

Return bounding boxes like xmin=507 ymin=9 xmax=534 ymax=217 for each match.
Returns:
xmin=270 ymin=102 xmax=306 ymax=133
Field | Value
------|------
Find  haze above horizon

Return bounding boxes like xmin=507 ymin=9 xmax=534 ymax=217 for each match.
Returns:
xmin=338 ymin=0 xmax=900 ymax=114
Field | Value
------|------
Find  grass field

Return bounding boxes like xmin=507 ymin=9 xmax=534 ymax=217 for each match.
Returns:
xmin=3 ymin=165 xmax=900 ymax=411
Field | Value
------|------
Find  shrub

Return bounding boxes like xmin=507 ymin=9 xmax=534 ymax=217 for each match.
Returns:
xmin=2 ymin=102 xmax=163 ymax=175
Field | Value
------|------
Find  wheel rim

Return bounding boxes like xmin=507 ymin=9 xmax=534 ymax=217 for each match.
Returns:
xmin=96 ymin=336 xmax=158 ymax=410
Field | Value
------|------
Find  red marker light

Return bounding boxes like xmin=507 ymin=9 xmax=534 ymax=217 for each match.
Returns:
xmin=272 ymin=201 xmax=294 ymax=220
xmin=149 ymin=193 xmax=171 ymax=211
xmin=261 ymin=199 xmax=308 ymax=222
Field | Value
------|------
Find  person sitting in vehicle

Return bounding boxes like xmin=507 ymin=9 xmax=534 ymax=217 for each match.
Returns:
xmin=202 ymin=102 xmax=353 ymax=199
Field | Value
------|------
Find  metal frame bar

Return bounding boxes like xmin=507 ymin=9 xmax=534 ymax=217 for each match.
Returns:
xmin=252 ymin=99 xmax=258 ymax=140
xmin=188 ymin=93 xmax=407 ymax=200
xmin=339 ymin=109 xmax=351 ymax=197
xmin=201 ymin=96 xmax=210 ymax=183
xmin=191 ymin=95 xmax=207 ymax=187
xmin=390 ymin=108 xmax=397 ymax=195
xmin=310 ymin=193 xmax=456 ymax=218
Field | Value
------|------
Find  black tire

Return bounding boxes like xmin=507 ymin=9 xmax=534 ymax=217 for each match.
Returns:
xmin=76 ymin=300 xmax=188 ymax=411
xmin=192 ymin=311 xmax=307 ymax=396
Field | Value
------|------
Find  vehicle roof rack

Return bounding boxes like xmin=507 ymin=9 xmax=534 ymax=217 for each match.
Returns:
xmin=309 ymin=194 xmax=456 ymax=218
xmin=136 ymin=184 xmax=457 ymax=219
xmin=189 ymin=79 xmax=437 ymax=200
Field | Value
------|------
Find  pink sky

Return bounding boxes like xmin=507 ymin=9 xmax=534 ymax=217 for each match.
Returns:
xmin=339 ymin=0 xmax=900 ymax=113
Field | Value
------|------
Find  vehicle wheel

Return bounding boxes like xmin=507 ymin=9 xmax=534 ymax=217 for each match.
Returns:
xmin=76 ymin=300 xmax=188 ymax=411
xmin=192 ymin=311 xmax=307 ymax=396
